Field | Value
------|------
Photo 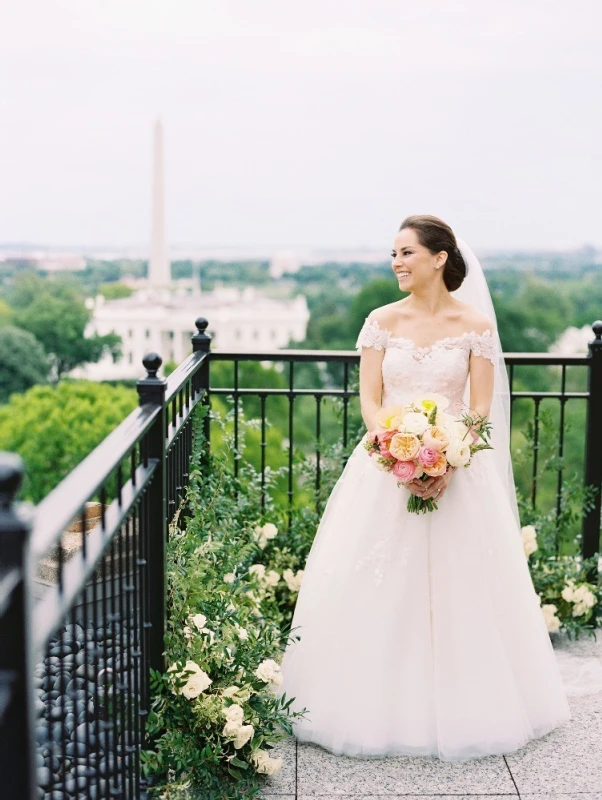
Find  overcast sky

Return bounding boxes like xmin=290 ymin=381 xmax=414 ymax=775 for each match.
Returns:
xmin=2 ymin=0 xmax=601 ymax=251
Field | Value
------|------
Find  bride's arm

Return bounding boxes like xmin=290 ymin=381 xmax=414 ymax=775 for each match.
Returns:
xmin=468 ymin=351 xmax=495 ymax=420
xmin=358 ymin=344 xmax=384 ymax=431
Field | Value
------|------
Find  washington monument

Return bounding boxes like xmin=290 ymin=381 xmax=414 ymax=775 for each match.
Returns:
xmin=149 ymin=117 xmax=171 ymax=287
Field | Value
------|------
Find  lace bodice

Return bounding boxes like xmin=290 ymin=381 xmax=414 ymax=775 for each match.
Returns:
xmin=355 ymin=316 xmax=498 ymax=413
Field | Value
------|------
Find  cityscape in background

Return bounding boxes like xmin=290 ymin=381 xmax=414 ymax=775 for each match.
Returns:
xmin=1 ymin=118 xmax=601 ymax=384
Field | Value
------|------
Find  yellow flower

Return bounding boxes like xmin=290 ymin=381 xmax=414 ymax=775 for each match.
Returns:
xmin=375 ymin=405 xmax=406 ymax=431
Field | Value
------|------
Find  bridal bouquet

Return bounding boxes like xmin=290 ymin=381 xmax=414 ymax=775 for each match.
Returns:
xmin=363 ymin=393 xmax=493 ymax=514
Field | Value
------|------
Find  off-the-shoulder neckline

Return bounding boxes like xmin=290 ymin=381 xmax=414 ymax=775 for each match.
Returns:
xmin=364 ymin=316 xmax=493 ymax=354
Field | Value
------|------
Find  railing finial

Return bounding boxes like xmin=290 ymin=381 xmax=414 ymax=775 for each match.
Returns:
xmin=137 ymin=352 xmax=167 ymax=406
xmin=192 ymin=317 xmax=212 ymax=353
xmin=0 ymin=452 xmax=24 ymax=510
xmin=142 ymin=351 xmax=163 ymax=378
xmin=591 ymin=320 xmax=602 ymax=343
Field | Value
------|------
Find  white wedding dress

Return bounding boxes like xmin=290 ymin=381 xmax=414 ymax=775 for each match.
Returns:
xmin=273 ymin=316 xmax=602 ymax=762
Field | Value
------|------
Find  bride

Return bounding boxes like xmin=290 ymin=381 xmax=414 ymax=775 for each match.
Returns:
xmin=273 ymin=214 xmax=602 ymax=761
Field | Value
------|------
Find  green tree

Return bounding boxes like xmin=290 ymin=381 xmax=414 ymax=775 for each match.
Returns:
xmin=0 ymin=326 xmax=50 ymax=403
xmin=0 ymin=380 xmax=138 ymax=502
xmin=8 ymin=273 xmax=122 ymax=379
xmin=99 ymin=282 xmax=134 ymax=300
xmin=0 ymin=298 xmax=13 ymax=326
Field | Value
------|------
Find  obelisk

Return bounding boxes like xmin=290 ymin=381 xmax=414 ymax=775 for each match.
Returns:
xmin=149 ymin=117 xmax=171 ymax=287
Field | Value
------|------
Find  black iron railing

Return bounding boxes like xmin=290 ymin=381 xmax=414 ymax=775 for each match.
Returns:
xmin=0 ymin=321 xmax=211 ymax=800
xmin=0 ymin=316 xmax=601 ymax=799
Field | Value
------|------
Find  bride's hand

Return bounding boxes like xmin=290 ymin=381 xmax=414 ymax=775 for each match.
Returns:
xmin=406 ymin=467 xmax=456 ymax=501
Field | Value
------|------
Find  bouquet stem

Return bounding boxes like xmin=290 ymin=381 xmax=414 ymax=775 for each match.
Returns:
xmin=406 ymin=493 xmax=439 ymax=514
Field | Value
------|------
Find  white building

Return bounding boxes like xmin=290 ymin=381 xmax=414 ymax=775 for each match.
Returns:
xmin=68 ymin=118 xmax=309 ymax=381
xmin=68 ymin=286 xmax=310 ymax=380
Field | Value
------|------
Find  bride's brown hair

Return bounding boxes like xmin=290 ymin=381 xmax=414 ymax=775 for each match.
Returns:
xmin=398 ymin=214 xmax=467 ymax=292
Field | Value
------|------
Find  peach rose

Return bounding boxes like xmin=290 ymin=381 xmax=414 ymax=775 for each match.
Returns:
xmin=422 ymin=452 xmax=448 ymax=477
xmin=388 ymin=432 xmax=420 ymax=461
xmin=392 ymin=460 xmax=417 ymax=483
xmin=422 ymin=425 xmax=449 ymax=452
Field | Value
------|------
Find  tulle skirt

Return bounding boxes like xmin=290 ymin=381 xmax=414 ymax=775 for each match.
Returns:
xmin=273 ymin=435 xmax=577 ymax=761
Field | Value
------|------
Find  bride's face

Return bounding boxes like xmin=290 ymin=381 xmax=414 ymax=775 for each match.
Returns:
xmin=391 ymin=228 xmax=447 ymax=292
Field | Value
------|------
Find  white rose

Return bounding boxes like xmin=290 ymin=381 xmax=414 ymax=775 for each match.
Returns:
xmin=283 ymin=568 xmax=303 ymax=592
xmin=244 ymin=589 xmax=261 ymax=605
xmin=233 ymin=724 xmax=254 ymax=749
xmin=262 ymin=523 xmax=278 ymax=539
xmin=542 ymin=603 xmax=561 ymax=633
xmin=251 ymin=749 xmax=283 ymax=775
xmin=561 ymin=581 xmax=576 ymax=602
xmin=400 ymin=412 xmax=430 ymax=435
xmin=572 ymin=585 xmax=596 ymax=607
xmin=235 ymin=625 xmax=249 ymax=641
xmin=191 ymin=613 xmax=207 ymax=631
xmin=521 ymin=525 xmax=538 ymax=557
xmin=262 ymin=569 xmax=280 ymax=588
xmin=249 ymin=564 xmax=266 ymax=579
xmin=181 ymin=670 xmax=213 ymax=699
xmin=254 ymin=658 xmax=283 ymax=685
xmin=224 ymin=572 xmax=236 ymax=584
xmin=223 ymin=703 xmax=245 ymax=725
xmin=445 ymin=440 xmax=471 ymax=468
xmin=222 ymin=720 xmax=242 ymax=737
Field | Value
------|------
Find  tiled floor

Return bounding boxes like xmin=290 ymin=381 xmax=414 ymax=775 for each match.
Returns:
xmin=257 ymin=632 xmax=602 ymax=799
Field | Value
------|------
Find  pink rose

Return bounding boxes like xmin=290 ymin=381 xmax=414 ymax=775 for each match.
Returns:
xmin=377 ymin=429 xmax=396 ymax=459
xmin=417 ymin=446 xmax=439 ymax=468
xmin=392 ymin=460 xmax=417 ymax=483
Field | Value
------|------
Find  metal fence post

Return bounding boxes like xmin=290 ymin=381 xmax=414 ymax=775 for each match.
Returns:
xmin=136 ymin=353 xmax=167 ymax=674
xmin=191 ymin=317 xmax=212 ymax=470
xmin=582 ymin=320 xmax=602 ymax=578
xmin=0 ymin=453 xmax=36 ymax=800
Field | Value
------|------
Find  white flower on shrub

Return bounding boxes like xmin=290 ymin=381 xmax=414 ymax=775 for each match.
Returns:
xmin=168 ymin=660 xmax=212 ymax=699
xmin=541 ymin=603 xmax=561 ymax=633
xmin=201 ymin=627 xmax=216 ymax=644
xmin=183 ymin=625 xmax=193 ymax=640
xmin=253 ymin=522 xmax=279 ymax=550
xmin=223 ymin=703 xmax=245 ymax=725
xmin=283 ymin=568 xmax=304 ymax=592
xmin=521 ymin=525 xmax=538 ymax=557
xmin=191 ymin=613 xmax=207 ymax=631
xmin=254 ymin=658 xmax=283 ymax=686
xmin=244 ymin=589 xmax=261 ymax=605
xmin=235 ymin=624 xmax=249 ymax=641
xmin=233 ymin=724 xmax=254 ymax=749
xmin=561 ymin=580 xmax=597 ymax=616
xmin=222 ymin=719 xmax=242 ymax=738
xmin=262 ymin=569 xmax=280 ymax=588
xmin=250 ymin=748 xmax=283 ymax=775
xmin=572 ymin=585 xmax=597 ymax=616
xmin=561 ymin=580 xmax=577 ymax=602
xmin=249 ymin=564 xmax=266 ymax=580
xmin=224 ymin=572 xmax=236 ymax=584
